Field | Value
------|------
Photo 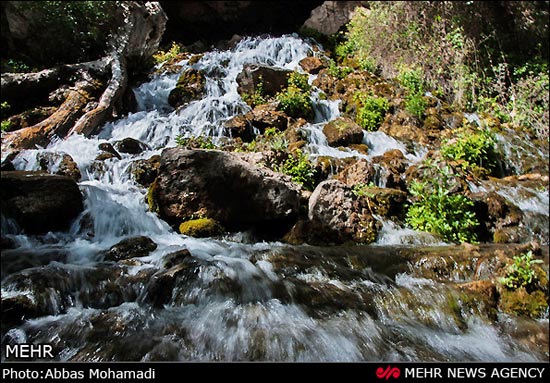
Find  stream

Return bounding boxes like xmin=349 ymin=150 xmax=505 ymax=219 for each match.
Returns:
xmin=1 ymin=35 xmax=548 ymax=362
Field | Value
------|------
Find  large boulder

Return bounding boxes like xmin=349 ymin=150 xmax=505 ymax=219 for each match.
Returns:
xmin=322 ymin=117 xmax=364 ymax=147
xmin=102 ymin=236 xmax=158 ymax=262
xmin=152 ymin=148 xmax=301 ymax=235
xmin=299 ymin=56 xmax=324 ymax=74
xmin=1 ymin=171 xmax=83 ymax=234
xmin=236 ymin=64 xmax=291 ymax=98
xmin=224 ymin=104 xmax=288 ymax=141
xmin=168 ymin=68 xmax=206 ymax=108
xmin=335 ymin=158 xmax=377 ymax=186
xmin=302 ymin=1 xmax=363 ymax=35
xmin=286 ymin=180 xmax=380 ymax=245
xmin=113 ymin=137 xmax=150 ymax=155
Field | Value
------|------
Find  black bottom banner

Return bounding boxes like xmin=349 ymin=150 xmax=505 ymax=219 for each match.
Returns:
xmin=1 ymin=362 xmax=548 ymax=383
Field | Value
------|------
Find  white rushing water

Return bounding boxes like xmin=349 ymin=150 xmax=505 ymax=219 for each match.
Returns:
xmin=2 ymin=35 xmax=548 ymax=362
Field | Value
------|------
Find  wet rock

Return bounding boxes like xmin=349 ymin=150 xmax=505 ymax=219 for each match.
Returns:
xmin=97 ymin=142 xmax=122 ymax=160
xmin=168 ymin=68 xmax=206 ymax=108
xmin=371 ymin=149 xmax=408 ymax=190
xmin=146 ymin=262 xmax=193 ymax=307
xmin=224 ymin=104 xmax=288 ymax=141
xmin=6 ymin=106 xmax=57 ymax=132
xmin=37 ymin=152 xmax=81 ymax=181
xmin=456 ymin=280 xmax=498 ymax=320
xmin=113 ymin=137 xmax=150 ymax=155
xmin=358 ymin=186 xmax=408 ymax=220
xmin=288 ymin=180 xmax=380 ymax=245
xmin=1 ymin=171 xmax=83 ymax=234
xmin=130 ymin=155 xmax=161 ymax=187
xmin=162 ymin=249 xmax=192 ymax=269
xmin=322 ymin=117 xmax=364 ymax=147
xmin=470 ymin=191 xmax=525 ymax=242
xmin=299 ymin=56 xmax=324 ymax=74
xmin=236 ymin=64 xmax=291 ymax=97
xmin=153 ymin=148 xmax=301 ymax=236
xmin=1 ymin=294 xmax=41 ymax=325
xmin=102 ymin=236 xmax=158 ymax=262
xmin=499 ymin=288 xmax=548 ymax=318
xmin=179 ymin=217 xmax=224 ymax=237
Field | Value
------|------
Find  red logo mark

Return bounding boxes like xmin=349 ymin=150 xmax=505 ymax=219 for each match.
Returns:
xmin=376 ymin=366 xmax=401 ymax=380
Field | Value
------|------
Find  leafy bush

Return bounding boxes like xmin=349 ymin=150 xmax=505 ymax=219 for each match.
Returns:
xmin=398 ymin=67 xmax=425 ymax=94
xmin=327 ymin=59 xmax=353 ymax=79
xmin=287 ymin=72 xmax=310 ymax=92
xmin=276 ymin=86 xmax=313 ymax=119
xmin=500 ymin=251 xmax=544 ymax=291
xmin=405 ymin=93 xmax=427 ymax=119
xmin=1 ymin=120 xmax=12 ymax=132
xmin=440 ymin=126 xmax=499 ymax=172
xmin=275 ymin=149 xmax=316 ymax=190
xmin=153 ymin=42 xmax=184 ymax=65
xmin=353 ymin=92 xmax=389 ymax=131
xmin=406 ymin=161 xmax=479 ymax=243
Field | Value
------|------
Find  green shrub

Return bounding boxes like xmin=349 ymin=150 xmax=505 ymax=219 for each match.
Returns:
xmin=287 ymin=72 xmax=310 ymax=92
xmin=353 ymin=92 xmax=389 ymax=131
xmin=327 ymin=60 xmax=353 ymax=79
xmin=499 ymin=251 xmax=544 ymax=291
xmin=276 ymin=86 xmax=313 ymax=119
xmin=405 ymin=93 xmax=427 ymax=119
xmin=406 ymin=161 xmax=479 ymax=243
xmin=275 ymin=149 xmax=316 ymax=190
xmin=440 ymin=126 xmax=499 ymax=172
xmin=1 ymin=120 xmax=12 ymax=132
xmin=398 ymin=67 xmax=425 ymax=94
xmin=153 ymin=42 xmax=184 ymax=65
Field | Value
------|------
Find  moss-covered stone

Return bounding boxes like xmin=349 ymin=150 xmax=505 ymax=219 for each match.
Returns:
xmin=147 ymin=178 xmax=159 ymax=213
xmin=179 ymin=218 xmax=223 ymax=237
xmin=168 ymin=68 xmax=206 ymax=108
xmin=499 ymin=288 xmax=548 ymax=318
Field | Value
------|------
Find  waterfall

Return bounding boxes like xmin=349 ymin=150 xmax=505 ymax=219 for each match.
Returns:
xmin=1 ymin=35 xmax=547 ymax=362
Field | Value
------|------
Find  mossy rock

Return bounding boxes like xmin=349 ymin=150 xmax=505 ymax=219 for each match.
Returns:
xmin=499 ymin=288 xmax=548 ymax=318
xmin=168 ymin=68 xmax=206 ymax=108
xmin=179 ymin=218 xmax=223 ymax=238
xmin=147 ymin=178 xmax=159 ymax=213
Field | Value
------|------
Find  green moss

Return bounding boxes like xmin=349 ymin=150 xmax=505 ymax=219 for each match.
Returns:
xmin=499 ymin=288 xmax=548 ymax=318
xmin=179 ymin=218 xmax=223 ymax=238
xmin=147 ymin=179 xmax=159 ymax=213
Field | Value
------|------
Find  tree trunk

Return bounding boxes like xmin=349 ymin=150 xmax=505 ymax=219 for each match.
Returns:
xmin=1 ymin=2 xmax=167 ymax=155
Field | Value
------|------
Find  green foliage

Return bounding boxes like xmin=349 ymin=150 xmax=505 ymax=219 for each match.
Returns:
xmin=264 ymin=127 xmax=288 ymax=152
xmin=353 ymin=92 xmax=389 ymax=131
xmin=406 ymin=161 xmax=479 ymax=243
xmin=175 ymin=135 xmax=217 ymax=149
xmin=275 ymin=149 xmax=316 ymax=190
xmin=287 ymin=72 xmax=310 ymax=92
xmin=1 ymin=102 xmax=10 ymax=114
xmin=397 ymin=67 xmax=425 ymax=94
xmin=153 ymin=42 xmax=184 ymax=65
xmin=327 ymin=59 xmax=353 ymax=79
xmin=352 ymin=183 xmax=376 ymax=198
xmin=441 ymin=126 xmax=499 ymax=172
xmin=499 ymin=251 xmax=544 ymax=291
xmin=276 ymin=86 xmax=313 ymax=119
xmin=405 ymin=93 xmax=427 ymax=119
xmin=242 ymin=78 xmax=267 ymax=108
xmin=1 ymin=120 xmax=12 ymax=132
xmin=4 ymin=59 xmax=31 ymax=73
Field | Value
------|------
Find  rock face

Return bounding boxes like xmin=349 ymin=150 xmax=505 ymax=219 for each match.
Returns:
xmin=1 ymin=171 xmax=84 ymax=234
xmin=236 ymin=64 xmax=291 ymax=98
xmin=287 ymin=180 xmax=380 ymax=245
xmin=152 ymin=148 xmax=301 ymax=235
xmin=302 ymin=1 xmax=364 ymax=35
xmin=322 ymin=117 xmax=364 ymax=147
xmin=224 ymin=104 xmax=288 ymax=141
xmin=168 ymin=68 xmax=206 ymax=108
xmin=299 ymin=57 xmax=324 ymax=74
xmin=102 ymin=236 xmax=158 ymax=262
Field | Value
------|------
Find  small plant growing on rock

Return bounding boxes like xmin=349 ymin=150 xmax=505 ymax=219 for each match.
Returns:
xmin=274 ymin=149 xmax=316 ymax=190
xmin=440 ymin=124 xmax=499 ymax=173
xmin=276 ymin=72 xmax=313 ymax=119
xmin=153 ymin=42 xmax=184 ymax=65
xmin=353 ymin=91 xmax=389 ymax=131
xmin=406 ymin=160 xmax=479 ymax=243
xmin=242 ymin=77 xmax=267 ymax=108
xmin=175 ymin=135 xmax=217 ymax=149
xmin=499 ymin=251 xmax=544 ymax=291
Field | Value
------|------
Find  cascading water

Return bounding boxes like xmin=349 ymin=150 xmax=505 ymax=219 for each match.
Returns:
xmin=1 ymin=35 xmax=548 ymax=362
